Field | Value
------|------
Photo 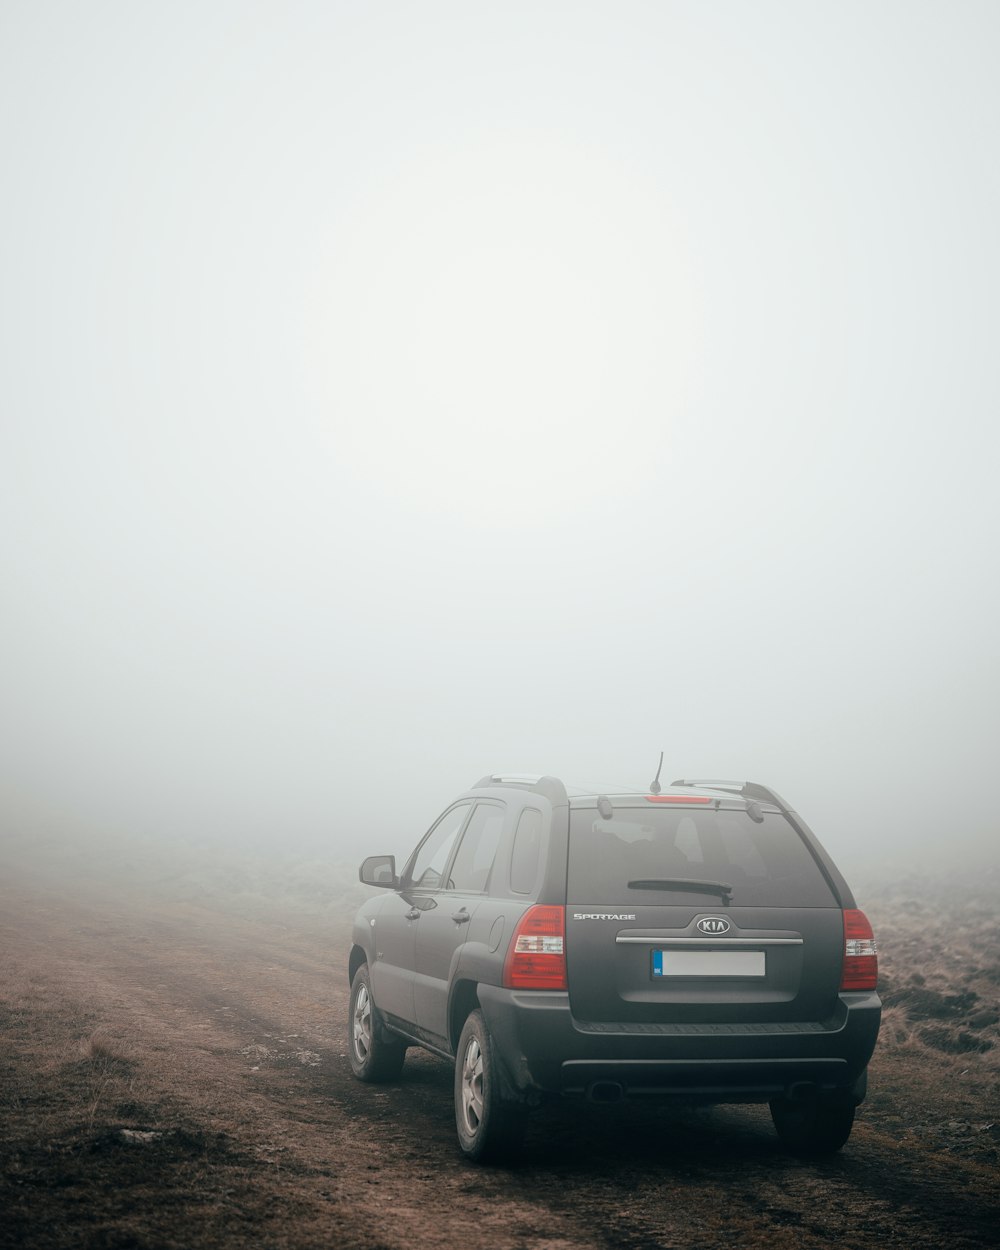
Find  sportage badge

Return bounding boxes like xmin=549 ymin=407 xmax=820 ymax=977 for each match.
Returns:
xmin=573 ymin=913 xmax=637 ymax=921
xmin=697 ymin=916 xmax=731 ymax=934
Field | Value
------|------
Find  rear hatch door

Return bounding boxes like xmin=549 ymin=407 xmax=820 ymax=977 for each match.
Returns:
xmin=565 ymin=797 xmax=843 ymax=1025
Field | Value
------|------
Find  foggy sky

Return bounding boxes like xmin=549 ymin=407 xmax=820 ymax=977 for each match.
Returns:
xmin=2 ymin=2 xmax=998 ymax=873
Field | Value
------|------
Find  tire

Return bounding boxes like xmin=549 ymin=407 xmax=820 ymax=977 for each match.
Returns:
xmin=770 ymin=1091 xmax=856 ymax=1157
xmin=454 ymin=1009 xmax=527 ymax=1163
xmin=348 ymin=965 xmax=406 ymax=1083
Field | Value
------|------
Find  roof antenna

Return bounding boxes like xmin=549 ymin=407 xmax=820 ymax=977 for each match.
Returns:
xmin=649 ymin=751 xmax=664 ymax=795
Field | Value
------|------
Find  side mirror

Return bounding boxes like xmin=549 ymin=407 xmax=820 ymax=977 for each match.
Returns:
xmin=360 ymin=855 xmax=398 ymax=889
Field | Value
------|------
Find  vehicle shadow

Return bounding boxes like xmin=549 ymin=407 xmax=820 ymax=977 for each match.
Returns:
xmin=532 ymin=1097 xmax=781 ymax=1167
xmin=384 ymin=1048 xmax=788 ymax=1168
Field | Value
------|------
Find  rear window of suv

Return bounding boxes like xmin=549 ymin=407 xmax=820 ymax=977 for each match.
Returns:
xmin=568 ymin=805 xmax=837 ymax=907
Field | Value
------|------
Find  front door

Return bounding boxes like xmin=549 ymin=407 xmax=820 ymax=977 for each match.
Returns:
xmin=371 ymin=801 xmax=472 ymax=1027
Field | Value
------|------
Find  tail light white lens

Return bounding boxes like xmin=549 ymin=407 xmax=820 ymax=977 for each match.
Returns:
xmin=841 ymin=909 xmax=878 ymax=991
xmin=503 ymin=905 xmax=567 ymax=990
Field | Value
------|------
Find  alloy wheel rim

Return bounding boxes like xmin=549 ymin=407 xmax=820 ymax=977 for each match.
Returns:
xmin=353 ymin=984 xmax=372 ymax=1060
xmin=460 ymin=1036 xmax=485 ymax=1134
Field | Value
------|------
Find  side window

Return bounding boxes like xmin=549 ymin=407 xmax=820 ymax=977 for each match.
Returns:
xmin=447 ymin=802 xmax=506 ymax=893
xmin=409 ymin=803 xmax=472 ymax=889
xmin=510 ymin=808 xmax=543 ymax=895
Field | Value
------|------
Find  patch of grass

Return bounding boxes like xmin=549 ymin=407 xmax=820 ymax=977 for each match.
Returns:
xmin=917 ymin=1024 xmax=994 ymax=1055
xmin=863 ymin=870 xmax=1000 ymax=1079
xmin=80 ymin=1030 xmax=137 ymax=1065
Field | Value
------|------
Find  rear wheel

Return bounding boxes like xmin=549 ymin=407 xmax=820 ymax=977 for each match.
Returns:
xmin=348 ymin=965 xmax=406 ymax=1082
xmin=454 ymin=1010 xmax=527 ymax=1163
xmin=770 ymin=1092 xmax=856 ymax=1156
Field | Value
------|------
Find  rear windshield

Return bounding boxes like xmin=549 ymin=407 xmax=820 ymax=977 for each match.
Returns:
xmin=568 ymin=805 xmax=837 ymax=908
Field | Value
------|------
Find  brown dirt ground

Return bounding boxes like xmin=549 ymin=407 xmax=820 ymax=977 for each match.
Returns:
xmin=1 ymin=848 xmax=998 ymax=1250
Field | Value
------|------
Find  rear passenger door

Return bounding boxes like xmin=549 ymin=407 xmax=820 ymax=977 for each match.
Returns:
xmin=413 ymin=800 xmax=507 ymax=1047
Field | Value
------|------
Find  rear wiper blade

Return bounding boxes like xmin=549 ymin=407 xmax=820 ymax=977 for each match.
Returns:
xmin=627 ymin=877 xmax=734 ymax=902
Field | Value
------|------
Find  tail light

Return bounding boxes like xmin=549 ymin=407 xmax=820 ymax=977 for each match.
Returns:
xmin=503 ymin=905 xmax=567 ymax=990
xmin=840 ymin=909 xmax=878 ymax=991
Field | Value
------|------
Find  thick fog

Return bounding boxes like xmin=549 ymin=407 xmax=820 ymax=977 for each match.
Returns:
xmin=2 ymin=2 xmax=998 ymax=877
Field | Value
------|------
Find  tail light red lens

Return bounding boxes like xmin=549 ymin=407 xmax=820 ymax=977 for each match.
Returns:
xmin=840 ymin=909 xmax=879 ymax=991
xmin=503 ymin=905 xmax=567 ymax=990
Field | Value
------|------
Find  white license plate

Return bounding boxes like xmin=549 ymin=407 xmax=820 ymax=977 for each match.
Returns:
xmin=652 ymin=949 xmax=766 ymax=978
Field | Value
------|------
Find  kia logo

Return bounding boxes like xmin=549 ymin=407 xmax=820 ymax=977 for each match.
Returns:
xmin=697 ymin=916 xmax=731 ymax=935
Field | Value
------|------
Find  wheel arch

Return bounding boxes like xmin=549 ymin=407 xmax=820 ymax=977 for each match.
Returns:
xmin=348 ymin=944 xmax=367 ymax=986
xmin=449 ymin=979 xmax=481 ymax=1054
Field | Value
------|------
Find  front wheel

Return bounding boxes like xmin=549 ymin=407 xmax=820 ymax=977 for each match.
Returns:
xmin=454 ymin=1010 xmax=527 ymax=1163
xmin=770 ymin=1092 xmax=856 ymax=1156
xmin=348 ymin=965 xmax=406 ymax=1082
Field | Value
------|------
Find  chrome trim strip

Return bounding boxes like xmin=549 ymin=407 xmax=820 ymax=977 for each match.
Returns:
xmin=614 ymin=936 xmax=803 ymax=946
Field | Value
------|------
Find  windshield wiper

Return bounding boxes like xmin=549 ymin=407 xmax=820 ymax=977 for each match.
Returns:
xmin=627 ymin=877 xmax=733 ymax=903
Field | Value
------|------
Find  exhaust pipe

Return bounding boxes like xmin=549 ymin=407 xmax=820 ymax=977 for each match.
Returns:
xmin=587 ymin=1080 xmax=625 ymax=1103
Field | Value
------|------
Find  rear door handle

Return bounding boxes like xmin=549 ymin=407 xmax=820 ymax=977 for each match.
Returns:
xmin=406 ymin=907 xmax=421 ymax=921
xmin=452 ymin=909 xmax=471 ymax=925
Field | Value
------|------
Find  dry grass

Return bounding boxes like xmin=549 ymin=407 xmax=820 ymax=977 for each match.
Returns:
xmin=862 ymin=868 xmax=1000 ymax=1068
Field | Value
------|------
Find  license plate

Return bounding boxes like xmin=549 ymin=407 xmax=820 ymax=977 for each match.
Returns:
xmin=652 ymin=949 xmax=766 ymax=978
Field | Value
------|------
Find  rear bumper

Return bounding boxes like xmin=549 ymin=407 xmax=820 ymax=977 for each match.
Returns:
xmin=477 ymin=985 xmax=881 ymax=1104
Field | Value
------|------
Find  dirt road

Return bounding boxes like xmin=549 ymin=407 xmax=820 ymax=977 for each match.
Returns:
xmin=2 ymin=866 xmax=998 ymax=1250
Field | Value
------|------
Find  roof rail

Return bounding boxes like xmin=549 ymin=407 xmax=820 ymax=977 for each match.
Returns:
xmin=473 ymin=774 xmax=569 ymax=806
xmin=741 ymin=781 xmax=788 ymax=809
xmin=671 ymin=778 xmax=746 ymax=793
xmin=671 ymin=778 xmax=787 ymax=810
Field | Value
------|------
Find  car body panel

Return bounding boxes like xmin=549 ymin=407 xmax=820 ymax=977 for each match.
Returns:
xmin=476 ymin=983 xmax=880 ymax=1101
xmin=566 ymin=906 xmax=845 ymax=1025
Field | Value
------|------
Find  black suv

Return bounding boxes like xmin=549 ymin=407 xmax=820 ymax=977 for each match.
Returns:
xmin=348 ymin=773 xmax=880 ymax=1162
